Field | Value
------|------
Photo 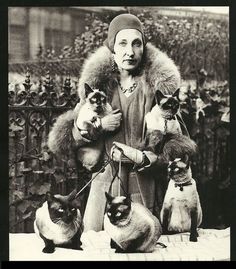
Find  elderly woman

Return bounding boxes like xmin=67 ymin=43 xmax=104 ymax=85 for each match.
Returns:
xmin=48 ymin=14 xmax=186 ymax=232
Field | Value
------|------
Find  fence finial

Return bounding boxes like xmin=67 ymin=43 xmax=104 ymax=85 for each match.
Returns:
xmin=44 ymin=70 xmax=54 ymax=92
xmin=23 ymin=68 xmax=32 ymax=91
xmin=63 ymin=73 xmax=72 ymax=95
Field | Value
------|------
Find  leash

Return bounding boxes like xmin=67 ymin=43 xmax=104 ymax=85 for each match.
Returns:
xmin=118 ymin=157 xmax=121 ymax=196
xmin=75 ymin=158 xmax=112 ymax=199
xmin=108 ymin=149 xmax=130 ymax=198
xmin=75 ymin=148 xmax=132 ymax=199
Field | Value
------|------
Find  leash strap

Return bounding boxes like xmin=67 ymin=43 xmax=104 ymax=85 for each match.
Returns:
xmin=75 ymin=159 xmax=111 ymax=198
xmin=75 ymin=146 xmax=133 ymax=199
xmin=118 ymin=156 xmax=121 ymax=196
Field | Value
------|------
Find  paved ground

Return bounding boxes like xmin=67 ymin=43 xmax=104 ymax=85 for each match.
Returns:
xmin=9 ymin=228 xmax=230 ymax=261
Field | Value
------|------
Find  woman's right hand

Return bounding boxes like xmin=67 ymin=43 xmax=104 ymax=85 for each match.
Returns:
xmin=101 ymin=109 xmax=122 ymax=132
xmin=81 ymin=120 xmax=101 ymax=140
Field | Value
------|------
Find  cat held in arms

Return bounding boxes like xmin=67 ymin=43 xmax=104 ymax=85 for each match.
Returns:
xmin=104 ymin=192 xmax=163 ymax=253
xmin=34 ymin=189 xmax=83 ymax=253
xmin=143 ymin=88 xmax=197 ymax=167
xmin=75 ymin=83 xmax=113 ymax=172
xmin=160 ymin=157 xmax=202 ymax=242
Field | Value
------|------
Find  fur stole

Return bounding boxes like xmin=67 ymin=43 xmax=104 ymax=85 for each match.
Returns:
xmin=48 ymin=43 xmax=181 ymax=156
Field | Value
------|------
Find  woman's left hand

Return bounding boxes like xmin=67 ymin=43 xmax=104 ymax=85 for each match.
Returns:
xmin=111 ymin=142 xmax=144 ymax=165
xmin=110 ymin=144 xmax=123 ymax=162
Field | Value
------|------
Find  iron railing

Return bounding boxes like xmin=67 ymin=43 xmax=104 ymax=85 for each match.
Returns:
xmin=9 ymin=71 xmax=230 ymax=232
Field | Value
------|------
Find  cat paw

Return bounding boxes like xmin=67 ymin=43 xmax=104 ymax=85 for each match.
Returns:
xmin=115 ymin=248 xmax=126 ymax=253
xmin=42 ymin=246 xmax=55 ymax=253
xmin=91 ymin=116 xmax=97 ymax=122
xmin=189 ymin=235 xmax=198 ymax=242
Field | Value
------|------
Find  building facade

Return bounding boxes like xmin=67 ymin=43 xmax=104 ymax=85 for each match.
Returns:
xmin=8 ymin=7 xmax=126 ymax=62
xmin=8 ymin=6 xmax=227 ymax=63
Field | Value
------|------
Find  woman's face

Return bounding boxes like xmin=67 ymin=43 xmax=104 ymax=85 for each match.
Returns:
xmin=113 ymin=29 xmax=144 ymax=72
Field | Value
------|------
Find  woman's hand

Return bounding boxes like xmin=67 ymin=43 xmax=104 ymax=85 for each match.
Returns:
xmin=80 ymin=120 xmax=101 ymax=141
xmin=111 ymin=142 xmax=144 ymax=165
xmin=101 ymin=109 xmax=122 ymax=132
xmin=110 ymin=144 xmax=123 ymax=162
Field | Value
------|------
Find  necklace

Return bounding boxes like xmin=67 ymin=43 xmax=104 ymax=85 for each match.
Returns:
xmin=118 ymin=81 xmax=137 ymax=94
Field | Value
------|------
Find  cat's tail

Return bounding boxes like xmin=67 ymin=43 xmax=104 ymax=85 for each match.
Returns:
xmin=47 ymin=109 xmax=76 ymax=156
xmin=156 ymin=242 xmax=167 ymax=248
xmin=163 ymin=133 xmax=198 ymax=162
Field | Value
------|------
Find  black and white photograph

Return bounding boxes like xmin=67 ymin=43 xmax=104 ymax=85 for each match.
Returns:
xmin=7 ymin=4 xmax=231 ymax=261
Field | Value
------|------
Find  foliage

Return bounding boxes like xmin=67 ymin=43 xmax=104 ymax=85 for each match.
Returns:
xmin=137 ymin=10 xmax=229 ymax=81
xmin=64 ymin=9 xmax=228 ymax=82
xmin=9 ymin=9 xmax=228 ymax=82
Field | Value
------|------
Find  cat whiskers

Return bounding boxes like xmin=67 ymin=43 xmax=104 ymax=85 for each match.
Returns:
xmin=52 ymin=218 xmax=62 ymax=224
xmin=55 ymin=220 xmax=65 ymax=226
xmin=73 ymin=217 xmax=81 ymax=230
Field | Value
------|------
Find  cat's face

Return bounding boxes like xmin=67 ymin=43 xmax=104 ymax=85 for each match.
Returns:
xmin=168 ymin=157 xmax=190 ymax=183
xmin=105 ymin=192 xmax=131 ymax=225
xmin=155 ymin=89 xmax=180 ymax=119
xmin=84 ymin=83 xmax=107 ymax=114
xmin=46 ymin=190 xmax=79 ymax=225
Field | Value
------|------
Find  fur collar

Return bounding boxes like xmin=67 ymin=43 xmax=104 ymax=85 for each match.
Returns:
xmin=77 ymin=43 xmax=181 ymax=101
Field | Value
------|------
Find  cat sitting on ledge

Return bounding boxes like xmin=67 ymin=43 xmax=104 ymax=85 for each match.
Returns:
xmin=34 ymin=189 xmax=83 ymax=253
xmin=103 ymin=192 xmax=162 ymax=253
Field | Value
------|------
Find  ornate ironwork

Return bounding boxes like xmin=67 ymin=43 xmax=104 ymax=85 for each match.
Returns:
xmin=8 ymin=69 xmax=230 ymax=232
xmin=9 ymin=70 xmax=79 ymax=108
xmin=9 ymin=70 xmax=81 ymax=232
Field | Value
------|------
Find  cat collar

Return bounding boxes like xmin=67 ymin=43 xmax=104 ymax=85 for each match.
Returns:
xmin=165 ymin=115 xmax=176 ymax=120
xmin=174 ymin=180 xmax=192 ymax=191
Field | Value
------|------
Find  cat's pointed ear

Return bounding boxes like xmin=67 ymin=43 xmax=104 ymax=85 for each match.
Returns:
xmin=182 ymin=154 xmax=190 ymax=168
xmin=67 ymin=189 xmax=77 ymax=201
xmin=155 ymin=90 xmax=165 ymax=105
xmin=84 ymin=83 xmax=93 ymax=98
xmin=105 ymin=192 xmax=113 ymax=203
xmin=125 ymin=193 xmax=131 ymax=200
xmin=186 ymin=160 xmax=190 ymax=169
xmin=124 ymin=194 xmax=131 ymax=206
xmin=173 ymin=158 xmax=181 ymax=163
xmin=46 ymin=192 xmax=54 ymax=204
xmin=173 ymin=88 xmax=180 ymax=100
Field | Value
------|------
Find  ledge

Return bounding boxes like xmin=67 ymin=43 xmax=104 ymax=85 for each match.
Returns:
xmin=9 ymin=228 xmax=230 ymax=261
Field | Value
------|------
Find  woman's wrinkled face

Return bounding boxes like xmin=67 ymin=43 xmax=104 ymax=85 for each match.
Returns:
xmin=113 ymin=29 xmax=144 ymax=72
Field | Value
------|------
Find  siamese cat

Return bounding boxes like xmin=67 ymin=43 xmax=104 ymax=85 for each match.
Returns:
xmin=142 ymin=88 xmax=197 ymax=167
xmin=76 ymin=83 xmax=113 ymax=172
xmin=145 ymin=89 xmax=182 ymax=134
xmin=103 ymin=192 xmax=162 ymax=253
xmin=34 ymin=190 xmax=83 ymax=253
xmin=160 ymin=157 xmax=202 ymax=242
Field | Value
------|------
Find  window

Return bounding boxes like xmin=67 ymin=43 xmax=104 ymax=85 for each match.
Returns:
xmin=44 ymin=29 xmax=72 ymax=55
xmin=9 ymin=25 xmax=28 ymax=62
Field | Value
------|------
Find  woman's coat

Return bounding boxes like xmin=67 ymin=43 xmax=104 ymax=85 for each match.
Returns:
xmin=48 ymin=43 xmax=183 ymax=231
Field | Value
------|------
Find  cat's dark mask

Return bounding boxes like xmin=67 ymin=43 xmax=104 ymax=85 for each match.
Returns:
xmin=155 ymin=89 xmax=180 ymax=115
xmin=168 ymin=156 xmax=190 ymax=182
xmin=46 ymin=189 xmax=79 ymax=225
xmin=84 ymin=83 xmax=107 ymax=113
xmin=105 ymin=192 xmax=131 ymax=225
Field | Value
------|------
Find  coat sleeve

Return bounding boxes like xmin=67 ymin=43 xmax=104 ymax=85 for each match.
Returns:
xmin=136 ymin=150 xmax=158 ymax=172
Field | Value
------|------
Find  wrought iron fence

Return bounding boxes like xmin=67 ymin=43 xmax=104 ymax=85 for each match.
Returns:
xmin=9 ymin=70 xmax=90 ymax=232
xmin=9 ymin=71 xmax=230 ymax=232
